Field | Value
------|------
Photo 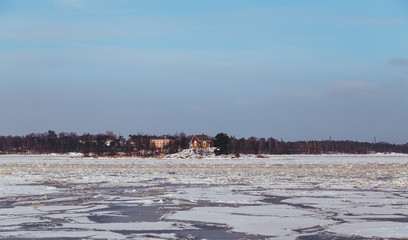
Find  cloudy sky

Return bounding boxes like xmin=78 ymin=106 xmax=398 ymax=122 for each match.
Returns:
xmin=1 ymin=0 xmax=407 ymax=143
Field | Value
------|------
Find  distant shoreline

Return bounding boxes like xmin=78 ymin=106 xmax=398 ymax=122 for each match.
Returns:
xmin=1 ymin=151 xmax=407 ymax=159
xmin=1 ymin=131 xmax=407 ymax=156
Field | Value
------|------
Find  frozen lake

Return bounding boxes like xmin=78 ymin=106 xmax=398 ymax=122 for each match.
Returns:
xmin=0 ymin=154 xmax=407 ymax=239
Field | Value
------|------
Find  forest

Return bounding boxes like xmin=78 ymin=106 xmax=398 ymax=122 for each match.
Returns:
xmin=0 ymin=131 xmax=407 ymax=156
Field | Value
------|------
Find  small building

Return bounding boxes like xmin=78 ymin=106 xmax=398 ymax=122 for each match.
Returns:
xmin=190 ymin=134 xmax=212 ymax=148
xmin=150 ymin=138 xmax=173 ymax=152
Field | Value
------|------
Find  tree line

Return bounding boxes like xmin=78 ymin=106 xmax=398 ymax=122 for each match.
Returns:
xmin=0 ymin=131 xmax=189 ymax=156
xmin=228 ymin=137 xmax=408 ymax=155
xmin=0 ymin=131 xmax=407 ymax=156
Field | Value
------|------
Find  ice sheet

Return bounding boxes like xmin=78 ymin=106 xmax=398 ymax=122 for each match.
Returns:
xmin=1 ymin=154 xmax=408 ymax=239
xmin=167 ymin=205 xmax=336 ymax=237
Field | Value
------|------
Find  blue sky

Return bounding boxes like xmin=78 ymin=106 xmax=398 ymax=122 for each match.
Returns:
xmin=0 ymin=0 xmax=407 ymax=143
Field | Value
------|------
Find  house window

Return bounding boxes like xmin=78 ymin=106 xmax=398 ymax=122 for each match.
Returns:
xmin=194 ymin=141 xmax=197 ymax=147
xmin=203 ymin=141 xmax=206 ymax=147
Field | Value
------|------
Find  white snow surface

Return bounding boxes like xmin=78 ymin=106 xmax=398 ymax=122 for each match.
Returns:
xmin=167 ymin=205 xmax=336 ymax=237
xmin=0 ymin=154 xmax=407 ymax=239
xmin=2 ymin=151 xmax=408 ymax=165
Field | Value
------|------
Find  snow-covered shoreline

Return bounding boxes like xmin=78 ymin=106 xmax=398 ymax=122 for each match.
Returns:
xmin=1 ymin=151 xmax=407 ymax=166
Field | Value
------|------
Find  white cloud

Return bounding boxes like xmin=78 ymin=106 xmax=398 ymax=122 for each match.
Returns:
xmin=343 ymin=17 xmax=408 ymax=26
xmin=327 ymin=80 xmax=384 ymax=98
xmin=278 ymin=80 xmax=385 ymax=100
xmin=389 ymin=58 xmax=408 ymax=68
xmin=57 ymin=0 xmax=85 ymax=8
xmin=0 ymin=13 xmax=192 ymax=42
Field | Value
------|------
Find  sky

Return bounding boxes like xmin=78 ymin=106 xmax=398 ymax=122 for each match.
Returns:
xmin=0 ymin=0 xmax=407 ymax=143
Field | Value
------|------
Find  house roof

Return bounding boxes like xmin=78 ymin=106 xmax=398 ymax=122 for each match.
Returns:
xmin=193 ymin=134 xmax=212 ymax=142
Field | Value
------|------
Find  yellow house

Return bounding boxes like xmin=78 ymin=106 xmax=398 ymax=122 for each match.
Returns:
xmin=150 ymin=139 xmax=173 ymax=150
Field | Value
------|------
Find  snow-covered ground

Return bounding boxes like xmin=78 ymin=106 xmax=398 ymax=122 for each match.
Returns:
xmin=3 ymin=150 xmax=408 ymax=165
xmin=0 ymin=154 xmax=407 ymax=239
